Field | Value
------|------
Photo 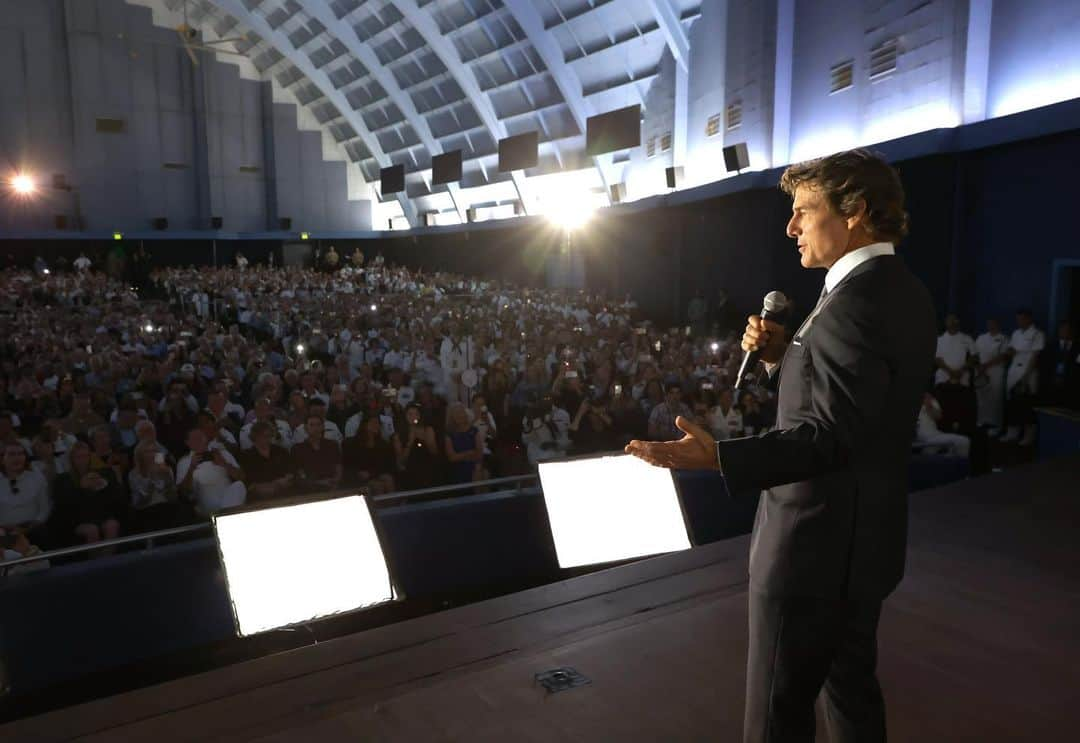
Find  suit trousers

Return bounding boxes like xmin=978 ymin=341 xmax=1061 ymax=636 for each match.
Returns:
xmin=744 ymin=589 xmax=886 ymax=743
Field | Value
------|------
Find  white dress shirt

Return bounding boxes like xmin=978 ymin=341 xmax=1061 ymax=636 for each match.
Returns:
xmin=824 ymin=242 xmax=895 ymax=294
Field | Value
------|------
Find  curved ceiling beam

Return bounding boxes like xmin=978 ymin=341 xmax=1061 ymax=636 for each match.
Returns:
xmin=207 ymin=0 xmax=418 ymax=226
xmin=391 ymin=0 xmax=529 ymax=213
xmin=304 ymin=0 xmax=467 ymax=222
xmin=644 ymin=0 xmax=690 ymax=167
xmin=500 ymin=0 xmax=614 ymax=198
xmin=644 ymin=0 xmax=690 ymax=72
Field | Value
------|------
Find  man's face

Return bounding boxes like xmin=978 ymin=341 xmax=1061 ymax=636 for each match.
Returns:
xmin=305 ymin=417 xmax=323 ymax=441
xmin=187 ymin=429 xmax=208 ymax=453
xmin=666 ymin=387 xmax=682 ymax=406
xmin=987 ymin=319 xmax=1000 ymax=335
xmin=786 ymin=185 xmax=858 ymax=270
xmin=945 ymin=315 xmax=960 ymax=334
xmin=1060 ymin=323 xmax=1074 ymax=341
xmin=1017 ymin=313 xmax=1032 ymax=330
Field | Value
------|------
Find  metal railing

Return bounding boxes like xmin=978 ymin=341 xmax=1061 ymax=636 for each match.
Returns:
xmin=0 ymin=473 xmax=540 ymax=572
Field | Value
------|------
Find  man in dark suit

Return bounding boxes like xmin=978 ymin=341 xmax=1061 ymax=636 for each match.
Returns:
xmin=627 ymin=149 xmax=937 ymax=742
xmin=1041 ymin=321 xmax=1080 ymax=409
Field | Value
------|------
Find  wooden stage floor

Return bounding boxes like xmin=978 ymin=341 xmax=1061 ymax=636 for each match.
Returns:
xmin=5 ymin=453 xmax=1080 ymax=742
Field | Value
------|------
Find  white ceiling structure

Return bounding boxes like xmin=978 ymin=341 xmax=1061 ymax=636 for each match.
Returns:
xmin=139 ymin=0 xmax=702 ymax=227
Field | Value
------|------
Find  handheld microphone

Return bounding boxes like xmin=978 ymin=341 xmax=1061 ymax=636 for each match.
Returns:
xmin=735 ymin=290 xmax=789 ymax=390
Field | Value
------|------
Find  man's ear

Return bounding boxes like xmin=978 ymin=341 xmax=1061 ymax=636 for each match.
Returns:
xmin=845 ymin=198 xmax=869 ymax=233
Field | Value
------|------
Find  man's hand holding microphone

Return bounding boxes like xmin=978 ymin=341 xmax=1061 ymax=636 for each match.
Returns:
xmin=625 ymin=291 xmax=788 ymax=471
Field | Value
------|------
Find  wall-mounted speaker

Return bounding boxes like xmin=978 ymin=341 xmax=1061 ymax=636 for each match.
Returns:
xmin=609 ymin=182 xmax=627 ymax=204
xmin=466 ymin=207 xmax=478 ymax=223
xmin=423 ymin=212 xmax=438 ymax=227
xmin=665 ymin=166 xmax=684 ymax=189
xmin=211 ymin=216 xmax=223 ymax=229
xmin=153 ymin=217 xmax=168 ymax=231
xmin=279 ymin=217 xmax=292 ymax=231
xmin=723 ymin=142 xmax=750 ymax=173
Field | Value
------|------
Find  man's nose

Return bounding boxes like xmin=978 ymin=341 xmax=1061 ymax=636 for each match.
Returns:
xmin=786 ymin=218 xmax=799 ymax=238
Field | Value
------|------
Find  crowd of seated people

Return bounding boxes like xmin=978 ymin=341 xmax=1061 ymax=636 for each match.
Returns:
xmin=0 ymin=256 xmax=785 ymax=565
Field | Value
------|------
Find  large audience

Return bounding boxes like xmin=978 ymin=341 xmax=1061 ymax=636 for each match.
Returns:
xmin=0 ymin=254 xmax=780 ymax=566
xmin=3 ymin=249 xmax=1076 ymax=570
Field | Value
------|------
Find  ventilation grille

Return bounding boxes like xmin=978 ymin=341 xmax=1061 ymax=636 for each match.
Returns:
xmin=646 ymin=137 xmax=656 ymax=157
xmin=706 ymin=113 xmax=721 ymax=137
xmin=725 ymin=101 xmax=742 ymax=130
xmin=830 ymin=60 xmax=854 ymax=93
xmin=660 ymin=132 xmax=672 ymax=152
xmin=869 ymin=40 xmax=898 ymax=80
xmin=95 ymin=118 xmax=126 ymax=134
xmin=238 ymin=165 xmax=262 ymax=174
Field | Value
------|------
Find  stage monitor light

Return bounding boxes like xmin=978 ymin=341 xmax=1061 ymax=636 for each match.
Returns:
xmin=213 ymin=495 xmax=396 ymax=636
xmin=11 ymin=174 xmax=35 ymax=196
xmin=538 ymin=454 xmax=692 ymax=569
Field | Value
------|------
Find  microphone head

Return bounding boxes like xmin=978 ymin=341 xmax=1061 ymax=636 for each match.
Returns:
xmin=763 ymin=290 xmax=789 ymax=313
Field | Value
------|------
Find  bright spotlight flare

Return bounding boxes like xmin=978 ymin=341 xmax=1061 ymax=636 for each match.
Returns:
xmin=735 ymin=290 xmax=789 ymax=390
xmin=543 ymin=191 xmax=595 ymax=231
xmin=11 ymin=174 xmax=35 ymax=196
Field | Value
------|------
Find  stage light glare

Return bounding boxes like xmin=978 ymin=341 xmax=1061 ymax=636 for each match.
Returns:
xmin=545 ymin=199 xmax=594 ymax=231
xmin=214 ymin=495 xmax=395 ymax=636
xmin=711 ymin=342 xmax=719 ymax=352
xmin=42 ymin=269 xmax=50 ymax=275
xmin=11 ymin=174 xmax=35 ymax=196
xmin=296 ymin=343 xmax=305 ymax=354
xmin=538 ymin=454 xmax=691 ymax=568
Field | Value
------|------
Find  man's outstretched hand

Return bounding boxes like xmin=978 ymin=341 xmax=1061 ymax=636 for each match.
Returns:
xmin=625 ymin=416 xmax=719 ymax=471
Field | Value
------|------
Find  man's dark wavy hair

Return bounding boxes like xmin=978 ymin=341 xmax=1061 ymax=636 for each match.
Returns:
xmin=780 ymin=148 xmax=909 ymax=244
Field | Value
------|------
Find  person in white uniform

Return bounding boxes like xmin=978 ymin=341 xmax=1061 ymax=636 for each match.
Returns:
xmin=915 ymin=393 xmax=970 ymax=458
xmin=934 ymin=314 xmax=974 ymax=386
xmin=1002 ymin=309 xmax=1045 ymax=445
xmin=973 ymin=318 xmax=1009 ymax=432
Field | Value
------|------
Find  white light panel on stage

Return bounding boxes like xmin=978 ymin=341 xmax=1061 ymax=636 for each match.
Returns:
xmin=214 ymin=495 xmax=395 ymax=636
xmin=538 ymin=455 xmax=692 ymax=569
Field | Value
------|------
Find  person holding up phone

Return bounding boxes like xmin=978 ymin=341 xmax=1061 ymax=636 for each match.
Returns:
xmin=128 ymin=442 xmax=184 ymax=533
xmin=176 ymin=428 xmax=246 ymax=516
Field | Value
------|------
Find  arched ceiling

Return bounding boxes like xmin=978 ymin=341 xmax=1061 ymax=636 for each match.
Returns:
xmin=142 ymin=0 xmax=703 ymax=226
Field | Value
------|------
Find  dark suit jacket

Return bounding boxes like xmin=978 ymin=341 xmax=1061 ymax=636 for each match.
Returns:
xmin=717 ymin=255 xmax=936 ymax=600
xmin=1040 ymin=338 xmax=1080 ymax=408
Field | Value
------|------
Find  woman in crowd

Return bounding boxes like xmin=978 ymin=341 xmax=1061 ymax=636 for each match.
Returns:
xmin=52 ymin=441 xmax=128 ymax=546
xmin=342 ymin=415 xmax=396 ymax=495
xmin=128 ymin=441 xmax=185 ymax=533
xmin=444 ymin=403 xmax=487 ymax=485
xmin=394 ymin=404 xmax=439 ymax=491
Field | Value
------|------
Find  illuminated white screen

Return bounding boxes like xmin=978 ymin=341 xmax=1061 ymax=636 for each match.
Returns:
xmin=538 ymin=455 xmax=692 ymax=569
xmin=214 ymin=495 xmax=394 ymax=636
